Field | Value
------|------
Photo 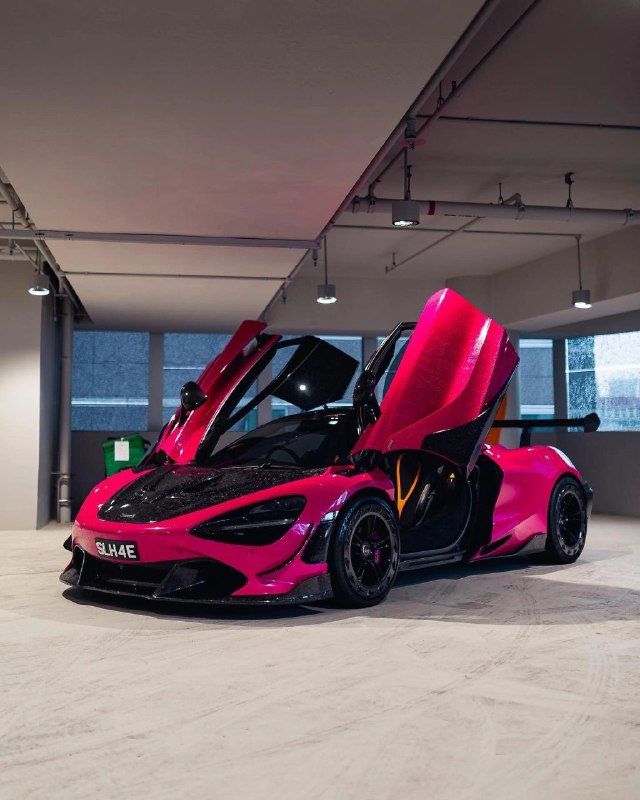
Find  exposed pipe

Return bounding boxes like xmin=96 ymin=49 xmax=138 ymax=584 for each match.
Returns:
xmin=260 ymin=0 xmax=507 ymax=319
xmin=65 ymin=270 xmax=286 ymax=281
xmin=369 ymin=0 xmax=542 ymax=193
xmin=385 ymin=191 xmax=526 ymax=273
xmin=0 ymin=227 xmax=319 ymax=250
xmin=417 ymin=114 xmax=640 ymax=133
xmin=0 ymin=179 xmax=84 ymax=313
xmin=386 ymin=217 xmax=481 ymax=273
xmin=352 ymin=197 xmax=638 ymax=226
xmin=57 ymin=295 xmax=73 ymax=525
xmin=333 ymin=223 xmax=579 ymax=239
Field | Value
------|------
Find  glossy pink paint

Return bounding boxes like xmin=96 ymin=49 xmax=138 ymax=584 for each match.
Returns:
xmin=353 ymin=289 xmax=518 ymax=457
xmin=73 ymin=466 xmax=393 ymax=597
xmin=66 ymin=289 xmax=588 ymax=602
xmin=157 ymin=320 xmax=280 ymax=464
xmin=472 ymin=443 xmax=581 ymax=559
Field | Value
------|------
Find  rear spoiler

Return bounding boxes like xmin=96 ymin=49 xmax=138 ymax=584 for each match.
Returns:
xmin=491 ymin=412 xmax=600 ymax=447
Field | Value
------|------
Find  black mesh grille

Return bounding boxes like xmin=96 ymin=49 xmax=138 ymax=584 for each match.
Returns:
xmin=78 ymin=550 xmax=246 ymax=600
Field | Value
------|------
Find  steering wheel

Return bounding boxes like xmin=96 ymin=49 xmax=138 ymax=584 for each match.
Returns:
xmin=264 ymin=445 xmax=301 ymax=466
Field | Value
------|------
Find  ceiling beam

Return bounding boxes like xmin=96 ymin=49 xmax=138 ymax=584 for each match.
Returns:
xmin=333 ymin=224 xmax=579 ymax=238
xmin=417 ymin=114 xmax=640 ymax=132
xmin=0 ymin=228 xmax=317 ymax=250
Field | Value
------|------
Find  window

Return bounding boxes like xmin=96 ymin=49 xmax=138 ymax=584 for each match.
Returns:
xmin=567 ymin=332 xmax=640 ymax=431
xmin=375 ymin=335 xmax=410 ymax=400
xmin=271 ymin=336 xmax=363 ymax=418
xmin=519 ymin=339 xmax=555 ymax=419
xmin=72 ymin=332 xmax=149 ymax=431
xmin=163 ymin=333 xmax=258 ymax=431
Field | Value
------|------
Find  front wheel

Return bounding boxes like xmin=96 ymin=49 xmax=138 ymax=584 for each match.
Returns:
xmin=329 ymin=496 xmax=400 ymax=608
xmin=545 ymin=476 xmax=588 ymax=563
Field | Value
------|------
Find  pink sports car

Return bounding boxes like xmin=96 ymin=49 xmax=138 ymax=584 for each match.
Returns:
xmin=61 ymin=290 xmax=598 ymax=608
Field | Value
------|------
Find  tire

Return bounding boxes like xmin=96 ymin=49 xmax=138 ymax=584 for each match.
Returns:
xmin=545 ymin=476 xmax=588 ymax=563
xmin=329 ymin=495 xmax=400 ymax=608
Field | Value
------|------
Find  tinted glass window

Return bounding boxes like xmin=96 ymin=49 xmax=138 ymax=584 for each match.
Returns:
xmin=567 ymin=332 xmax=640 ymax=430
xmin=72 ymin=331 xmax=149 ymax=431
xmin=208 ymin=411 xmax=357 ymax=469
xmin=375 ymin=335 xmax=410 ymax=400
xmin=271 ymin=336 xmax=362 ymax=418
xmin=163 ymin=333 xmax=257 ymax=431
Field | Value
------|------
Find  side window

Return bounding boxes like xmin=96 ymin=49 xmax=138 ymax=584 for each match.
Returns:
xmin=163 ymin=333 xmax=258 ymax=432
xmin=271 ymin=336 xmax=363 ymax=418
xmin=376 ymin=336 xmax=410 ymax=400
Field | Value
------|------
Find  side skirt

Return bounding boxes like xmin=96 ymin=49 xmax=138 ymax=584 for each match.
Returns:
xmin=399 ymin=550 xmax=465 ymax=572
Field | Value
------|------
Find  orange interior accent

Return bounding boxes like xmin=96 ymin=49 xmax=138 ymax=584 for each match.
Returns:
xmin=485 ymin=395 xmax=508 ymax=445
xmin=395 ymin=454 xmax=421 ymax=516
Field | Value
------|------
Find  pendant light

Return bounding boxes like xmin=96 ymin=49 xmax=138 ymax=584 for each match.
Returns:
xmin=317 ymin=236 xmax=336 ymax=304
xmin=571 ymin=235 xmax=591 ymax=309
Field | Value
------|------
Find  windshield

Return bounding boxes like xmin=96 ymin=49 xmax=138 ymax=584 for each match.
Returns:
xmin=206 ymin=410 xmax=357 ymax=469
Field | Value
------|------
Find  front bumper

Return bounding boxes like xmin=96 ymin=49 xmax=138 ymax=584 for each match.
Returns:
xmin=60 ymin=546 xmax=333 ymax=605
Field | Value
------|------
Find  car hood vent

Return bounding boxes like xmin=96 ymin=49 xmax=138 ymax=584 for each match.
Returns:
xmin=98 ymin=465 xmax=323 ymax=524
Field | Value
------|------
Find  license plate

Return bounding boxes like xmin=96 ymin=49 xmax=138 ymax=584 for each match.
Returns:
xmin=95 ymin=538 xmax=140 ymax=560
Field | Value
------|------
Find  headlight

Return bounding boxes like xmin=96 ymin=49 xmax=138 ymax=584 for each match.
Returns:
xmin=189 ymin=496 xmax=306 ymax=545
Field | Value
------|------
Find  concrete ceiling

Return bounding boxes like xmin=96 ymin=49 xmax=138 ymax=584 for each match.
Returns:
xmin=0 ymin=0 xmax=486 ymax=329
xmin=298 ymin=0 xmax=640 ymax=296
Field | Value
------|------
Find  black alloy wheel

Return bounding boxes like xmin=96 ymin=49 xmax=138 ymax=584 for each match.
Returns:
xmin=329 ymin=496 xmax=400 ymax=607
xmin=545 ymin=476 xmax=588 ymax=563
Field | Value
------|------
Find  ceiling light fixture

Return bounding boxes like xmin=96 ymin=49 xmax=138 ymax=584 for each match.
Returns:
xmin=392 ymin=147 xmax=420 ymax=227
xmin=317 ymin=235 xmax=337 ymax=305
xmin=28 ymin=260 xmax=50 ymax=297
xmin=571 ymin=235 xmax=591 ymax=309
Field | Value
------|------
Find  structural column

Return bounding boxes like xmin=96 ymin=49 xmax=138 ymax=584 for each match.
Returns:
xmin=57 ymin=295 xmax=73 ymax=524
xmin=147 ymin=333 xmax=165 ymax=432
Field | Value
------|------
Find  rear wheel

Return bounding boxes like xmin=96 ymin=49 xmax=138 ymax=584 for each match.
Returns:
xmin=545 ymin=476 xmax=588 ymax=563
xmin=329 ymin=496 xmax=400 ymax=608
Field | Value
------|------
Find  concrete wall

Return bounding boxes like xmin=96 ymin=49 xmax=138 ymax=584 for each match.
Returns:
xmin=0 ymin=261 xmax=55 ymax=529
xmin=534 ymin=431 xmax=640 ymax=517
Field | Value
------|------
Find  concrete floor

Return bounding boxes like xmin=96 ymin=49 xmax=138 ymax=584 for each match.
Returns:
xmin=1 ymin=517 xmax=639 ymax=800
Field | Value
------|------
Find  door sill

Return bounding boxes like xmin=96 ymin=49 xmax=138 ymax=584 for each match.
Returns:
xmin=399 ymin=551 xmax=464 ymax=572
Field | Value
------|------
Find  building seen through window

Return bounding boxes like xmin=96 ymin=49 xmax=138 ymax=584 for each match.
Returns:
xmin=163 ymin=333 xmax=257 ymax=431
xmin=566 ymin=332 xmax=640 ymax=431
xmin=72 ymin=331 xmax=149 ymax=431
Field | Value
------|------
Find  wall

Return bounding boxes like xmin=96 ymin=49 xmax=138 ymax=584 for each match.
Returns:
xmin=534 ymin=431 xmax=640 ymax=517
xmin=267 ymin=276 xmax=440 ymax=334
xmin=0 ymin=261 xmax=53 ymax=529
xmin=71 ymin=428 xmax=243 ymax=516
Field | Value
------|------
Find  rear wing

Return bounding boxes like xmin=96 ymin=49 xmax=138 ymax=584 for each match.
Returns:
xmin=491 ymin=412 xmax=600 ymax=447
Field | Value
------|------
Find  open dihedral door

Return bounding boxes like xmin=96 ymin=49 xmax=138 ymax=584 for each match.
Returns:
xmin=352 ymin=289 xmax=518 ymax=475
xmin=146 ymin=322 xmax=359 ymax=467
xmin=352 ymin=289 xmax=518 ymax=554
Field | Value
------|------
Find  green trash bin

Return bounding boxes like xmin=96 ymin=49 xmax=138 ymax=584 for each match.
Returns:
xmin=102 ymin=434 xmax=149 ymax=477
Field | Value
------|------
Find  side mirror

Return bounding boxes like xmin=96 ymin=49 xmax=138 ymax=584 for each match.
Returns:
xmin=180 ymin=381 xmax=207 ymax=412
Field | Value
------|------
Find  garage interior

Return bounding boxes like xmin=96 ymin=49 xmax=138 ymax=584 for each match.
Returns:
xmin=1 ymin=1 xmax=639 ymax=798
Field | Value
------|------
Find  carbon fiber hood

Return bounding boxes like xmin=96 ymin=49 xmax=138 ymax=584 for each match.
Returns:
xmin=98 ymin=465 xmax=323 ymax=524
